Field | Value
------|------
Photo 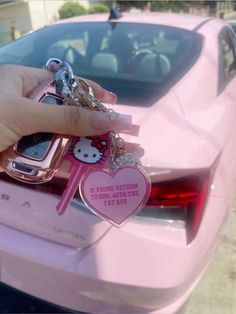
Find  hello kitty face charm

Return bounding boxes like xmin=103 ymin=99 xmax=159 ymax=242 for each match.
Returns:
xmin=71 ymin=137 xmax=108 ymax=165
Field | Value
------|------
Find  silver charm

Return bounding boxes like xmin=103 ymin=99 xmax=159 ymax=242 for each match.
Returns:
xmin=112 ymin=152 xmax=141 ymax=170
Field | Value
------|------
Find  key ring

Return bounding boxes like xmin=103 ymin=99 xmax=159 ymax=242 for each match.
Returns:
xmin=45 ymin=57 xmax=150 ymax=223
xmin=45 ymin=58 xmax=141 ymax=166
xmin=45 ymin=58 xmax=83 ymax=104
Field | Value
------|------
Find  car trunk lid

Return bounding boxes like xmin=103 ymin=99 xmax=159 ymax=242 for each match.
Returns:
xmin=0 ymin=92 xmax=215 ymax=249
xmin=0 ymin=173 xmax=112 ymax=249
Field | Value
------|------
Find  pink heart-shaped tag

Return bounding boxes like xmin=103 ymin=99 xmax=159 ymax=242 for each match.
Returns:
xmin=80 ymin=166 xmax=151 ymax=226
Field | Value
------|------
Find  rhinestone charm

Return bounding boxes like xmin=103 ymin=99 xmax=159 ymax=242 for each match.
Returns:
xmin=112 ymin=153 xmax=141 ymax=170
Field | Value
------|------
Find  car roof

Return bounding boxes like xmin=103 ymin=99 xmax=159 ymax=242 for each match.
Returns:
xmin=56 ymin=12 xmax=213 ymax=31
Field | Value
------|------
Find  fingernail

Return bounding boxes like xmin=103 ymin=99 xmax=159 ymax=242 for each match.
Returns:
xmin=47 ymin=61 xmax=61 ymax=72
xmin=92 ymin=111 xmax=132 ymax=131
xmin=122 ymin=124 xmax=140 ymax=136
xmin=103 ymin=91 xmax=117 ymax=104
xmin=134 ymin=146 xmax=145 ymax=158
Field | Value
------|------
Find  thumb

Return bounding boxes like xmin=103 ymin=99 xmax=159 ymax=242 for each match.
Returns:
xmin=21 ymin=101 xmax=132 ymax=137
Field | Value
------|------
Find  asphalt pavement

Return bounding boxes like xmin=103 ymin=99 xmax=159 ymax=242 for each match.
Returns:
xmin=184 ymin=197 xmax=236 ymax=314
xmin=0 ymin=284 xmax=72 ymax=313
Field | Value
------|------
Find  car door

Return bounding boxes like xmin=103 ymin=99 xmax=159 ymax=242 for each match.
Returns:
xmin=216 ymin=26 xmax=236 ymax=199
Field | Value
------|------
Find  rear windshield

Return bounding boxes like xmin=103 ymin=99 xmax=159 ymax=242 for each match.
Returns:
xmin=0 ymin=22 xmax=203 ymax=106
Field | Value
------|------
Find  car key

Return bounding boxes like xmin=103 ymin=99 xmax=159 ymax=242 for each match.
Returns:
xmin=0 ymin=72 xmax=72 ymax=183
xmin=52 ymin=61 xmax=112 ymax=214
xmin=46 ymin=59 xmax=149 ymax=219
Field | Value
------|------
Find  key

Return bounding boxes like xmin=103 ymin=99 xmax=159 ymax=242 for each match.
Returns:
xmin=56 ymin=134 xmax=110 ymax=215
xmin=56 ymin=159 xmax=89 ymax=215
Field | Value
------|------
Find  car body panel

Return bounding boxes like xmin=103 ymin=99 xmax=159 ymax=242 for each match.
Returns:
xmin=0 ymin=192 xmax=228 ymax=314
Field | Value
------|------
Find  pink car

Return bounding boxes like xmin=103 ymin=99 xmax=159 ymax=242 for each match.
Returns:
xmin=0 ymin=10 xmax=236 ymax=314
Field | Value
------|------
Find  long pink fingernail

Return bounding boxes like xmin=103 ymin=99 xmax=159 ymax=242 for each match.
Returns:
xmin=92 ymin=111 xmax=132 ymax=131
xmin=103 ymin=91 xmax=117 ymax=104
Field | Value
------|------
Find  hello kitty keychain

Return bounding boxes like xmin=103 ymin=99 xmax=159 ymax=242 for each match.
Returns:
xmin=79 ymin=131 xmax=151 ymax=226
xmin=49 ymin=58 xmax=151 ymax=225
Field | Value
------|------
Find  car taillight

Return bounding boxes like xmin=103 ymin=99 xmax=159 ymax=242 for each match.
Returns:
xmin=0 ymin=168 xmax=212 ymax=244
xmin=137 ymin=170 xmax=212 ymax=243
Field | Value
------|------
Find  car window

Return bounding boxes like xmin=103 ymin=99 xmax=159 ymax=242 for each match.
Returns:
xmin=218 ymin=27 xmax=236 ymax=92
xmin=0 ymin=22 xmax=203 ymax=106
xmin=0 ymin=34 xmax=34 ymax=63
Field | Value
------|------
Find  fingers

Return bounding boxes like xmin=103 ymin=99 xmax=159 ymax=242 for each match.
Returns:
xmin=35 ymin=104 xmax=132 ymax=136
xmin=17 ymin=98 xmax=132 ymax=137
xmin=20 ymin=66 xmax=54 ymax=97
xmin=0 ymin=64 xmax=54 ymax=97
xmin=0 ymin=65 xmax=123 ymax=151
xmin=0 ymin=64 xmax=117 ymax=105
xmin=83 ymin=79 xmax=117 ymax=104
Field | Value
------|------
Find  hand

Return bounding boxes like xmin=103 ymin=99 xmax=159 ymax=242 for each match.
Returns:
xmin=0 ymin=64 xmax=132 ymax=152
